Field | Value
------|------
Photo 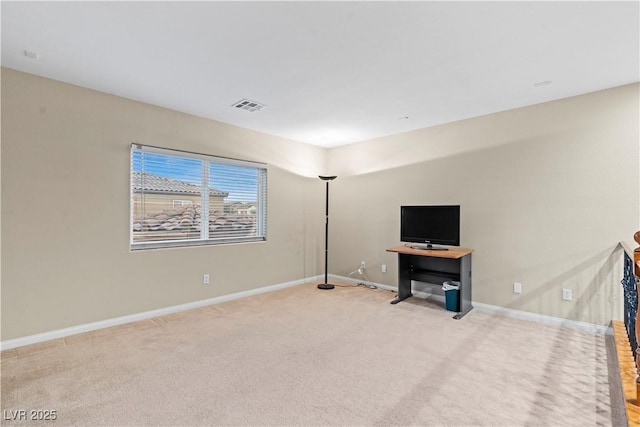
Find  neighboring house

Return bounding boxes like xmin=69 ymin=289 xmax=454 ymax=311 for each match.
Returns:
xmin=131 ymin=171 xmax=228 ymax=216
xmin=232 ymin=202 xmax=257 ymax=215
xmin=131 ymin=172 xmax=255 ymax=241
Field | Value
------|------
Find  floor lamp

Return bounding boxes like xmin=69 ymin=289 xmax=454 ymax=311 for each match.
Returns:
xmin=318 ymin=175 xmax=337 ymax=290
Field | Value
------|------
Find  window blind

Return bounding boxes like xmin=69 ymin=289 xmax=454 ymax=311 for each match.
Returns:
xmin=130 ymin=144 xmax=267 ymax=250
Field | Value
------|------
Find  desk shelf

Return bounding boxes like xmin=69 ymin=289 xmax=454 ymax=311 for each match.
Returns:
xmin=410 ymin=268 xmax=460 ymax=285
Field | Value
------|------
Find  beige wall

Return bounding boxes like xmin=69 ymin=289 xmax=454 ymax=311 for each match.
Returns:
xmin=327 ymin=83 xmax=639 ymax=325
xmin=1 ymin=68 xmax=638 ymax=341
xmin=1 ymin=68 xmax=326 ymax=340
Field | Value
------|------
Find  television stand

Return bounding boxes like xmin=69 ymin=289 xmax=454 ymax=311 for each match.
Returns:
xmin=386 ymin=245 xmax=474 ymax=319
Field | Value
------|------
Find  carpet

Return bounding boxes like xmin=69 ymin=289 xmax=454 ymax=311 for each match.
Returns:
xmin=0 ymin=283 xmax=621 ymax=426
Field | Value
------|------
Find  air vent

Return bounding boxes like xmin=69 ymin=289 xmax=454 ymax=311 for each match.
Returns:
xmin=231 ymin=99 xmax=267 ymax=112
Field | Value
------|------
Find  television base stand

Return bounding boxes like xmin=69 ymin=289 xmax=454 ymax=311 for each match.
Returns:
xmin=409 ymin=244 xmax=449 ymax=251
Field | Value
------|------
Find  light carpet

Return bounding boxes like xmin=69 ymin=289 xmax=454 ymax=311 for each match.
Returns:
xmin=1 ymin=283 xmax=622 ymax=426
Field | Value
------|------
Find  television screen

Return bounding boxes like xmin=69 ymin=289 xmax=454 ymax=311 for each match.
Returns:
xmin=401 ymin=205 xmax=460 ymax=247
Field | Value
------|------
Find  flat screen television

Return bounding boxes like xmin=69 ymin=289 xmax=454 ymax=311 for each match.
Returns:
xmin=400 ymin=205 xmax=460 ymax=249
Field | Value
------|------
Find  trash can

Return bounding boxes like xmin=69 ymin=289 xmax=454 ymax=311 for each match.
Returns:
xmin=442 ymin=281 xmax=460 ymax=312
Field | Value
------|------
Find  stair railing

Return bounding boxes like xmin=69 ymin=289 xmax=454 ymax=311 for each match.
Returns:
xmin=622 ymin=231 xmax=640 ymax=404
xmin=634 ymin=231 xmax=640 ymax=402
xmin=621 ymin=232 xmax=640 ymax=404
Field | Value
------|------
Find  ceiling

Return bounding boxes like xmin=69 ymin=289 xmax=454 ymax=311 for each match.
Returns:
xmin=2 ymin=1 xmax=639 ymax=148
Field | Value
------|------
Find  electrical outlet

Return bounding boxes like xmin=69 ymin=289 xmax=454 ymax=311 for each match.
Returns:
xmin=562 ymin=288 xmax=572 ymax=301
xmin=513 ymin=282 xmax=522 ymax=294
xmin=382 ymin=264 xmax=387 ymax=273
xmin=360 ymin=261 xmax=366 ymax=270
xmin=203 ymin=274 xmax=210 ymax=285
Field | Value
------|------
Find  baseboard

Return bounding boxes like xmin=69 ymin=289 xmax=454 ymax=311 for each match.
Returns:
xmin=1 ymin=273 xmax=611 ymax=350
xmin=330 ymin=274 xmax=612 ymax=335
xmin=472 ymin=301 xmax=611 ymax=335
xmin=0 ymin=276 xmax=321 ymax=351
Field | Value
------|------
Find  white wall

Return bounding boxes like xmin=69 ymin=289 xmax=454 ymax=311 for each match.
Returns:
xmin=1 ymin=68 xmax=637 ymax=342
xmin=1 ymin=69 xmax=327 ymax=340
xmin=327 ymin=84 xmax=639 ymax=325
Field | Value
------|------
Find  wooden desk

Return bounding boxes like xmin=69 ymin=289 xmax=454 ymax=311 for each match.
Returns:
xmin=386 ymin=245 xmax=474 ymax=319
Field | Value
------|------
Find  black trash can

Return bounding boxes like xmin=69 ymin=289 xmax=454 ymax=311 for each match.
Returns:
xmin=442 ymin=281 xmax=460 ymax=312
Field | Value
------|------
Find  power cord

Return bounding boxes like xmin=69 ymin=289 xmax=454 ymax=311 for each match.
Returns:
xmin=347 ymin=266 xmax=377 ymax=289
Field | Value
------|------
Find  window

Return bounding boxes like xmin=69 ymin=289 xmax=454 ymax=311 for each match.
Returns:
xmin=130 ymin=144 xmax=267 ymax=250
xmin=172 ymin=200 xmax=193 ymax=208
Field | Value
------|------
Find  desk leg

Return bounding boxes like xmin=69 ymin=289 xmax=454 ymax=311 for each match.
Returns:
xmin=453 ymin=254 xmax=473 ymax=319
xmin=391 ymin=253 xmax=412 ymax=304
xmin=453 ymin=305 xmax=473 ymax=319
xmin=390 ymin=296 xmax=411 ymax=304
